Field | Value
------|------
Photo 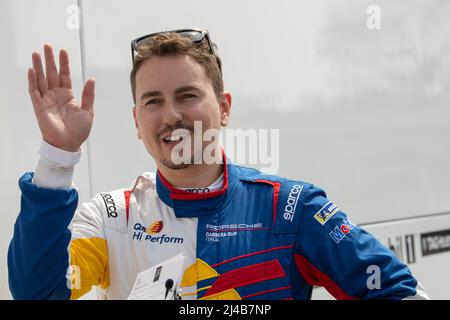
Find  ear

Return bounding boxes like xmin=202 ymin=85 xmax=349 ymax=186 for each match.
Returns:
xmin=132 ymin=106 xmax=142 ymax=140
xmin=219 ymin=92 xmax=232 ymax=127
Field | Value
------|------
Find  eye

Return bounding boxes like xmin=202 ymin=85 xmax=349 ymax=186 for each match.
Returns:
xmin=144 ymin=98 xmax=160 ymax=106
xmin=180 ymin=93 xmax=198 ymax=99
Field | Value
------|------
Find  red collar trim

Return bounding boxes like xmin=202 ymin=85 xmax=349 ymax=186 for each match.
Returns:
xmin=157 ymin=150 xmax=228 ymax=200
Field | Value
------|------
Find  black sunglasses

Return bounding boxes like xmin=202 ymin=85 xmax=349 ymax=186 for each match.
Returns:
xmin=130 ymin=28 xmax=216 ymax=63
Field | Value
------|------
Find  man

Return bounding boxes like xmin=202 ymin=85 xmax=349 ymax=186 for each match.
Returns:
xmin=8 ymin=29 xmax=429 ymax=300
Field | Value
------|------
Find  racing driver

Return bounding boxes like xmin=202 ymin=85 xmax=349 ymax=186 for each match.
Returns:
xmin=8 ymin=29 xmax=429 ymax=300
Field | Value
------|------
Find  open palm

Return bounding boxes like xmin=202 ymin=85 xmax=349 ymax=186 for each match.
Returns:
xmin=28 ymin=44 xmax=95 ymax=152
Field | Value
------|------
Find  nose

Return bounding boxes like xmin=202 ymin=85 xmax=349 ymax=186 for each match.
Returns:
xmin=162 ymin=98 xmax=183 ymax=126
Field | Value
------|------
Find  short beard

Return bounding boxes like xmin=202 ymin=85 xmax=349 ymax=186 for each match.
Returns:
xmin=160 ymin=158 xmax=191 ymax=170
xmin=161 ymin=140 xmax=204 ymax=170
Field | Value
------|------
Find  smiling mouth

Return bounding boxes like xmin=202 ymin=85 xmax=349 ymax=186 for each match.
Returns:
xmin=161 ymin=133 xmax=189 ymax=145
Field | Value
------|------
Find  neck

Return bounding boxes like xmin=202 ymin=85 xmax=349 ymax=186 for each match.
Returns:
xmin=158 ymin=162 xmax=223 ymax=189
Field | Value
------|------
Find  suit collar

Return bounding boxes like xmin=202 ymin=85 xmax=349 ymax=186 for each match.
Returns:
xmin=155 ymin=152 xmax=236 ymax=218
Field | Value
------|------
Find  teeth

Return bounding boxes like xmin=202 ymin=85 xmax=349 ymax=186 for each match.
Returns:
xmin=163 ymin=133 xmax=187 ymax=143
xmin=170 ymin=135 xmax=183 ymax=141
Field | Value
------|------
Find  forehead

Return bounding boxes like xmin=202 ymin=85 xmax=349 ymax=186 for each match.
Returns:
xmin=135 ymin=55 xmax=211 ymax=94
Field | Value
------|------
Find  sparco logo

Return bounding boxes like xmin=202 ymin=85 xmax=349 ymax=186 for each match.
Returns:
xmin=100 ymin=193 xmax=118 ymax=218
xmin=283 ymin=185 xmax=303 ymax=222
xmin=185 ymin=187 xmax=210 ymax=194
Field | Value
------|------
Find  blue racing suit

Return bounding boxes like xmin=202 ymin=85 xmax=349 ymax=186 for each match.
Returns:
xmin=8 ymin=155 xmax=428 ymax=300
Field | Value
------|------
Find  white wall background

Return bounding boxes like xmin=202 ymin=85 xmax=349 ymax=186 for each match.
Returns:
xmin=1 ymin=0 xmax=449 ymax=299
xmin=0 ymin=0 xmax=92 ymax=299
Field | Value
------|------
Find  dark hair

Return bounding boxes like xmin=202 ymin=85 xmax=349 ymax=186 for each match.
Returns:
xmin=130 ymin=32 xmax=223 ymax=104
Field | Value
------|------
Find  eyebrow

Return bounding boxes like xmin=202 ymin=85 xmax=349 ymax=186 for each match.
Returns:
xmin=140 ymin=90 xmax=162 ymax=102
xmin=174 ymin=86 xmax=201 ymax=95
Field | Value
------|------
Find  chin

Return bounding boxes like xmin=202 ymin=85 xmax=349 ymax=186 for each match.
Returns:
xmin=160 ymin=159 xmax=191 ymax=170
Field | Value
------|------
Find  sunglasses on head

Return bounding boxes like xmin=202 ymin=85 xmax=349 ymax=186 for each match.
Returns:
xmin=130 ymin=28 xmax=216 ymax=63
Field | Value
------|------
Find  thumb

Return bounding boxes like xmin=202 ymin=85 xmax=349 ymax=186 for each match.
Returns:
xmin=81 ymin=78 xmax=95 ymax=114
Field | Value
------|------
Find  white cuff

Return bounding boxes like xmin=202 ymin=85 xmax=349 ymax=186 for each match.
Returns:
xmin=38 ymin=140 xmax=82 ymax=168
xmin=32 ymin=140 xmax=83 ymax=189
xmin=33 ymin=158 xmax=75 ymax=189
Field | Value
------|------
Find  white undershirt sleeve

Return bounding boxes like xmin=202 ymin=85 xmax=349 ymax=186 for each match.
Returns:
xmin=33 ymin=140 xmax=83 ymax=189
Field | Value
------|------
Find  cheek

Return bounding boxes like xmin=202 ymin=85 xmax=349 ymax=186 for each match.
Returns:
xmin=136 ymin=113 xmax=158 ymax=138
xmin=199 ymin=101 xmax=222 ymax=127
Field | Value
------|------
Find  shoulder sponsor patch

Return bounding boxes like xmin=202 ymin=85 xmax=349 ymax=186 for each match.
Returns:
xmin=314 ymin=201 xmax=340 ymax=225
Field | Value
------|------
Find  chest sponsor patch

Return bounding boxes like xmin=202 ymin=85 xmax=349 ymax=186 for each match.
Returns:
xmin=132 ymin=222 xmax=184 ymax=244
xmin=205 ymin=223 xmax=265 ymax=242
xmin=314 ymin=201 xmax=340 ymax=225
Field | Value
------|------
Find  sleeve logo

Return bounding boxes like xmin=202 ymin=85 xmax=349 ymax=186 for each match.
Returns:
xmin=329 ymin=217 xmax=356 ymax=244
xmin=314 ymin=201 xmax=339 ymax=225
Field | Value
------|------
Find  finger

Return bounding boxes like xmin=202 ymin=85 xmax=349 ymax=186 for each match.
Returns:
xmin=59 ymin=49 xmax=72 ymax=89
xmin=81 ymin=78 xmax=95 ymax=114
xmin=28 ymin=68 xmax=42 ymax=109
xmin=44 ymin=43 xmax=60 ymax=89
xmin=32 ymin=51 xmax=48 ymax=94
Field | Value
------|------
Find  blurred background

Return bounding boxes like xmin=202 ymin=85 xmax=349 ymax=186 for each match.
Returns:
xmin=0 ymin=0 xmax=449 ymax=299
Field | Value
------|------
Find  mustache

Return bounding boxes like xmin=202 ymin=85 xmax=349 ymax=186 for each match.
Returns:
xmin=156 ymin=122 xmax=195 ymax=139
